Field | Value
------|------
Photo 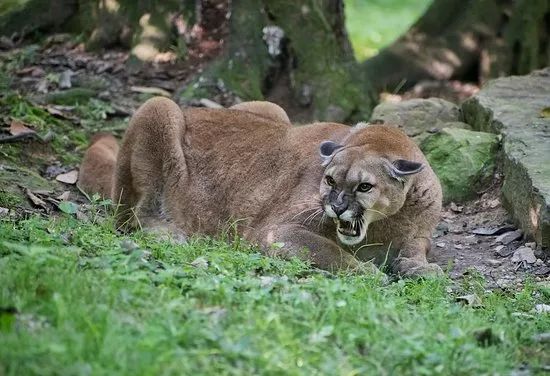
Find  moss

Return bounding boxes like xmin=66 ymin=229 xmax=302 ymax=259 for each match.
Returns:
xmin=0 ymin=190 xmax=23 ymax=208
xmin=45 ymin=88 xmax=97 ymax=105
xmin=421 ymin=128 xmax=501 ymax=202
xmin=185 ymin=0 xmax=376 ymax=122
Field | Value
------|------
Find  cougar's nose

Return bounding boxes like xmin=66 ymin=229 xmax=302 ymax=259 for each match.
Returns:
xmin=331 ymin=202 xmax=348 ymax=217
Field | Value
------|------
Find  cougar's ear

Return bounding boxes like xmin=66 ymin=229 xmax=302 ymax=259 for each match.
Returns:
xmin=319 ymin=141 xmax=343 ymax=167
xmin=389 ymin=159 xmax=424 ymax=178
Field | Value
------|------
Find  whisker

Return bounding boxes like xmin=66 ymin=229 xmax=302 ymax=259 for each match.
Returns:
xmin=302 ymin=209 xmax=323 ymax=226
xmin=290 ymin=206 xmax=322 ymax=222
xmin=288 ymin=198 xmax=323 ymax=208
xmin=365 ymin=208 xmax=388 ymax=219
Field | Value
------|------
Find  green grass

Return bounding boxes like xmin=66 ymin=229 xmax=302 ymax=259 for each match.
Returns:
xmin=1 ymin=213 xmax=549 ymax=375
xmin=345 ymin=0 xmax=432 ymax=60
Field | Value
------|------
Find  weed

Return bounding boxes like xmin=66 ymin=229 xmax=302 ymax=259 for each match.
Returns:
xmin=0 ymin=215 xmax=548 ymax=375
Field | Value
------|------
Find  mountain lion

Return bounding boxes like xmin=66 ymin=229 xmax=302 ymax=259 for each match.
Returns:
xmin=79 ymin=97 xmax=443 ymax=277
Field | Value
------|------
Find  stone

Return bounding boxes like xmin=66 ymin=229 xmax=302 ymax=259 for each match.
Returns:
xmin=369 ymin=98 xmax=470 ymax=144
xmin=462 ymin=68 xmax=550 ymax=249
xmin=495 ymin=246 xmax=513 ymax=258
xmin=420 ymin=127 xmax=500 ymax=202
xmin=532 ymin=332 xmax=550 ymax=343
xmin=534 ymin=304 xmax=550 ymax=314
xmin=471 ymin=225 xmax=516 ymax=236
xmin=486 ymin=259 xmax=502 ymax=266
xmin=494 ymin=229 xmax=523 ymax=245
xmin=510 ymin=247 xmax=537 ymax=264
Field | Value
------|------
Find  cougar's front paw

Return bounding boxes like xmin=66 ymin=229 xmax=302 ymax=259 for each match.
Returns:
xmin=393 ymin=257 xmax=444 ymax=278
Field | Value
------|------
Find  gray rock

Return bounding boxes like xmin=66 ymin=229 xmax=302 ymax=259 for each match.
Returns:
xmin=534 ymin=304 xmax=550 ymax=314
xmin=462 ymin=68 xmax=550 ymax=250
xmin=510 ymin=247 xmax=537 ymax=264
xmin=532 ymin=332 xmax=550 ymax=343
xmin=494 ymin=229 xmax=523 ymax=245
xmin=495 ymin=246 xmax=514 ymax=258
xmin=369 ymin=98 xmax=470 ymax=144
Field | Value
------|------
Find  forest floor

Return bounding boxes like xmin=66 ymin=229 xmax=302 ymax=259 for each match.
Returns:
xmin=0 ymin=36 xmax=549 ymax=374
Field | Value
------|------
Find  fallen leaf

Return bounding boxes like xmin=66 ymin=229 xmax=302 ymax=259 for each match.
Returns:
xmin=130 ymin=86 xmax=171 ymax=97
xmin=190 ymin=256 xmax=208 ymax=269
xmin=25 ymin=189 xmax=47 ymax=209
xmin=56 ymin=191 xmax=71 ymax=201
xmin=449 ymin=202 xmax=463 ymax=213
xmin=540 ymin=107 xmax=550 ymax=118
xmin=199 ymin=98 xmax=223 ymax=108
xmin=9 ymin=120 xmax=35 ymax=136
xmin=58 ymin=201 xmax=78 ymax=214
xmin=55 ymin=170 xmax=78 ymax=184
xmin=456 ymin=293 xmax=482 ymax=307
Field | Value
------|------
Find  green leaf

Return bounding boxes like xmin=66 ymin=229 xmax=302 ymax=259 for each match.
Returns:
xmin=539 ymin=107 xmax=550 ymax=118
xmin=58 ymin=201 xmax=78 ymax=214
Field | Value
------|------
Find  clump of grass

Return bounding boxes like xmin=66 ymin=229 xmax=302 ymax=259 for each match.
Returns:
xmin=0 ymin=190 xmax=23 ymax=208
xmin=0 ymin=211 xmax=548 ymax=375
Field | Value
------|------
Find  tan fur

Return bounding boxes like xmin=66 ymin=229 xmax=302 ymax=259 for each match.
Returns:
xmin=230 ymin=101 xmax=291 ymax=124
xmin=78 ymin=97 xmax=443 ymax=276
xmin=78 ymin=133 xmax=118 ymax=198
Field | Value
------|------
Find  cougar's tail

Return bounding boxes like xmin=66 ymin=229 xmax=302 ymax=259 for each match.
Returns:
xmin=77 ymin=133 xmax=119 ymax=199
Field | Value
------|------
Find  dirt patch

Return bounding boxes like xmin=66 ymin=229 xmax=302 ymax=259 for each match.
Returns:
xmin=429 ymin=181 xmax=549 ymax=287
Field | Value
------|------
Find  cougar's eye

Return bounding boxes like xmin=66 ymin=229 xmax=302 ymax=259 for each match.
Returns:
xmin=357 ymin=183 xmax=373 ymax=192
xmin=325 ymin=176 xmax=336 ymax=187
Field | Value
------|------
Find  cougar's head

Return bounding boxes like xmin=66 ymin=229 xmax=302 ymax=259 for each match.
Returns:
xmin=318 ymin=140 xmax=424 ymax=246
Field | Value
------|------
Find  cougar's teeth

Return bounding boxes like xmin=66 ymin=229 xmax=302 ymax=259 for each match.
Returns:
xmin=337 ymin=220 xmax=359 ymax=237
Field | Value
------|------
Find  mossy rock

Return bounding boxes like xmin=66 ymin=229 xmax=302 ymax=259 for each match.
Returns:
xmin=421 ymin=128 xmax=500 ymax=202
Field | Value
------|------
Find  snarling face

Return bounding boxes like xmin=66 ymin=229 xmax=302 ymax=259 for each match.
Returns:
xmin=318 ymin=140 xmax=423 ymax=246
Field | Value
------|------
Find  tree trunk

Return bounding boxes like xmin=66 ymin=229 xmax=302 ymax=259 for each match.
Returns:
xmin=0 ymin=0 xmax=193 ymax=60
xmin=182 ymin=0 xmax=376 ymax=123
xmin=363 ymin=0 xmax=550 ymax=91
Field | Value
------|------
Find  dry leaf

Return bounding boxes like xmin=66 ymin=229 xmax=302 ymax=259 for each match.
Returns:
xmin=130 ymin=86 xmax=171 ymax=97
xmin=199 ymin=98 xmax=223 ymax=108
xmin=539 ymin=107 xmax=550 ymax=118
xmin=9 ymin=120 xmax=35 ymax=136
xmin=55 ymin=170 xmax=79 ymax=184
xmin=456 ymin=293 xmax=482 ymax=307
xmin=56 ymin=191 xmax=71 ymax=201
xmin=25 ymin=189 xmax=47 ymax=209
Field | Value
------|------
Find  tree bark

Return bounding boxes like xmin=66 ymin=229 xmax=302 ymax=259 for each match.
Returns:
xmin=363 ymin=0 xmax=550 ymax=91
xmin=182 ymin=0 xmax=376 ymax=123
xmin=0 ymin=0 xmax=193 ymax=59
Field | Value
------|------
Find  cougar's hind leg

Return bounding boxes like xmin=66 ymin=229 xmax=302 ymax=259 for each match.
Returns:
xmin=78 ymin=133 xmax=119 ymax=199
xmin=112 ymin=97 xmax=188 ymax=238
xmin=230 ymin=101 xmax=291 ymax=124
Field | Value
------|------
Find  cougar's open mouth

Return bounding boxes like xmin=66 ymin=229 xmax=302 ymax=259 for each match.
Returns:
xmin=334 ymin=218 xmax=366 ymax=245
xmin=336 ymin=219 xmax=360 ymax=237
